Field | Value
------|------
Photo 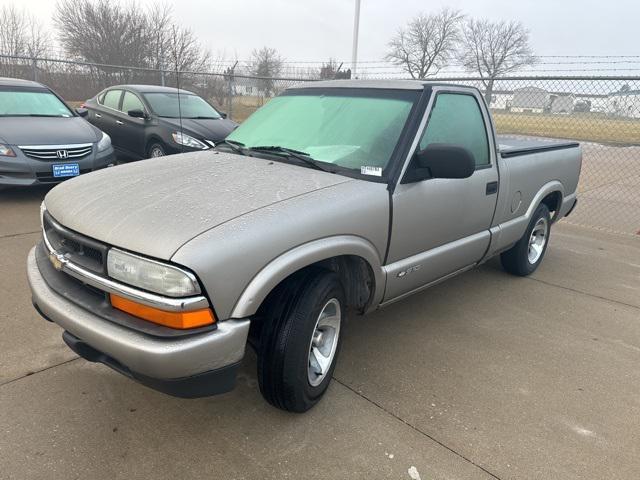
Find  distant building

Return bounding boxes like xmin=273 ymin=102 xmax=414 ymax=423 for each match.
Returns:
xmin=608 ymin=90 xmax=640 ymax=119
xmin=489 ymin=91 xmax=512 ymax=110
xmin=550 ymin=94 xmax=575 ymax=114
xmin=510 ymin=87 xmax=550 ymax=114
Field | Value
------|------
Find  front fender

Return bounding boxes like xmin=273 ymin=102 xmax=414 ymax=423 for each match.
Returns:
xmin=229 ymin=235 xmax=386 ymax=319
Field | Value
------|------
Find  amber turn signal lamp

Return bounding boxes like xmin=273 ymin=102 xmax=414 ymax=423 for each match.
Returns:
xmin=110 ymin=294 xmax=216 ymax=329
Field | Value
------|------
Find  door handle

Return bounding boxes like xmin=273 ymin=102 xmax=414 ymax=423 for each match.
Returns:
xmin=486 ymin=181 xmax=498 ymax=195
xmin=95 ymin=113 xmax=102 ymax=118
xmin=116 ymin=120 xmax=124 ymax=125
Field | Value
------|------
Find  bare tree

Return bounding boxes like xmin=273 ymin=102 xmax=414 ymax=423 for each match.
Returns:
xmin=386 ymin=8 xmax=463 ymax=79
xmin=459 ymin=19 xmax=536 ymax=104
xmin=55 ymin=0 xmax=150 ymax=67
xmin=250 ymin=47 xmax=283 ymax=98
xmin=318 ymin=59 xmax=342 ymax=79
xmin=164 ymin=24 xmax=211 ymax=74
xmin=0 ymin=6 xmax=51 ymax=77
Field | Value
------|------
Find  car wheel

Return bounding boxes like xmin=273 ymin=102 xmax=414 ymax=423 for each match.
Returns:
xmin=147 ymin=142 xmax=166 ymax=158
xmin=500 ymin=203 xmax=551 ymax=276
xmin=257 ymin=268 xmax=345 ymax=412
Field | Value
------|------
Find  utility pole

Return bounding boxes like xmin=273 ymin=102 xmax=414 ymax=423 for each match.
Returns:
xmin=351 ymin=0 xmax=361 ymax=78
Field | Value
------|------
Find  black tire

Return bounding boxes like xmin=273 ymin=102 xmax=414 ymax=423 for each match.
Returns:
xmin=146 ymin=141 xmax=166 ymax=159
xmin=257 ymin=268 xmax=346 ymax=413
xmin=501 ymin=203 xmax=551 ymax=276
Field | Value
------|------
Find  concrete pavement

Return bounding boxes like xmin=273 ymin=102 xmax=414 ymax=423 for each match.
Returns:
xmin=1 ymin=186 xmax=639 ymax=479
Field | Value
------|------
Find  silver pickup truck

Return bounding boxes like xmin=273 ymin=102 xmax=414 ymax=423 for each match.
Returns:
xmin=28 ymin=80 xmax=581 ymax=412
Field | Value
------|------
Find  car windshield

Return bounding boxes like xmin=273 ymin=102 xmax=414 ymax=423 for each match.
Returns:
xmin=143 ymin=92 xmax=222 ymax=119
xmin=0 ymin=88 xmax=73 ymax=117
xmin=226 ymin=89 xmax=418 ymax=174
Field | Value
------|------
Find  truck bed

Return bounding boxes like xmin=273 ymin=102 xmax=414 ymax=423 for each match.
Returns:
xmin=497 ymin=136 xmax=579 ymax=158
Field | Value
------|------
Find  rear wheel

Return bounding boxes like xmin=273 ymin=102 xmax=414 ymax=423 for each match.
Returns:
xmin=501 ymin=203 xmax=551 ymax=276
xmin=147 ymin=142 xmax=166 ymax=158
xmin=257 ymin=269 xmax=345 ymax=412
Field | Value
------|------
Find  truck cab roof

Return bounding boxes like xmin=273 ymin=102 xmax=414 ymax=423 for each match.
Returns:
xmin=0 ymin=77 xmax=48 ymax=89
xmin=293 ymin=79 xmax=480 ymax=94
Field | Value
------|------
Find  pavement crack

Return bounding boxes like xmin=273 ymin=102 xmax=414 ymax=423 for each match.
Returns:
xmin=526 ymin=276 xmax=640 ymax=311
xmin=332 ymin=377 xmax=503 ymax=480
xmin=0 ymin=357 xmax=79 ymax=389
xmin=0 ymin=230 xmax=40 ymax=240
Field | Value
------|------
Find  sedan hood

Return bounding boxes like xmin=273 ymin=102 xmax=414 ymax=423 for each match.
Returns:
xmin=44 ymin=151 xmax=352 ymax=260
xmin=0 ymin=117 xmax=100 ymax=145
xmin=159 ymin=117 xmax=237 ymax=142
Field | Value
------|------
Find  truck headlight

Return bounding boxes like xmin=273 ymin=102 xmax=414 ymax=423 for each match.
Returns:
xmin=97 ymin=132 xmax=112 ymax=152
xmin=172 ymin=131 xmax=208 ymax=149
xmin=107 ymin=248 xmax=201 ymax=297
xmin=0 ymin=144 xmax=16 ymax=157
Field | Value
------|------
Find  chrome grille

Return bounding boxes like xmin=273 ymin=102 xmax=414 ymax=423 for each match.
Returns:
xmin=42 ymin=211 xmax=107 ymax=274
xmin=19 ymin=143 xmax=93 ymax=161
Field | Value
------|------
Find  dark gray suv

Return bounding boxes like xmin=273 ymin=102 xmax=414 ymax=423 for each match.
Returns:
xmin=0 ymin=77 xmax=115 ymax=187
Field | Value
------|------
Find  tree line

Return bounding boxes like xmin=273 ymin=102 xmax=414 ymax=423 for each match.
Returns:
xmin=1 ymin=1 xmax=536 ymax=103
xmin=386 ymin=8 xmax=536 ymax=102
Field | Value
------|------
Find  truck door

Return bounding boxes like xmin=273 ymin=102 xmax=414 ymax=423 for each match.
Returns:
xmin=383 ymin=87 xmax=499 ymax=303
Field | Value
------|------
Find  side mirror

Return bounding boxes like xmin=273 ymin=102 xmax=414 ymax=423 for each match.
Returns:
xmin=403 ymin=144 xmax=476 ymax=183
xmin=76 ymin=107 xmax=89 ymax=118
xmin=128 ymin=109 xmax=148 ymax=119
xmin=219 ymin=112 xmax=228 ymax=119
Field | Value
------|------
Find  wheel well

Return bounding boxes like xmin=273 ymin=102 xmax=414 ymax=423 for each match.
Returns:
xmin=145 ymin=136 xmax=164 ymax=152
xmin=257 ymin=255 xmax=376 ymax=316
xmin=540 ymin=191 xmax=562 ymax=218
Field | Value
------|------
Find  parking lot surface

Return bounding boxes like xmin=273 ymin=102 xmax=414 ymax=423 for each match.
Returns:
xmin=1 ymin=186 xmax=639 ymax=480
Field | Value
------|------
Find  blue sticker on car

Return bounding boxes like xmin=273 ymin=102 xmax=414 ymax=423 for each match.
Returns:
xmin=52 ymin=163 xmax=80 ymax=178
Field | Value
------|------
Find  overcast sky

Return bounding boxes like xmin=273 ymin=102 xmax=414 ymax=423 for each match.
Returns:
xmin=8 ymin=0 xmax=640 ymax=70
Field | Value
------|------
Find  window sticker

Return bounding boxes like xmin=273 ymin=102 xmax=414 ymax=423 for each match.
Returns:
xmin=360 ymin=166 xmax=383 ymax=177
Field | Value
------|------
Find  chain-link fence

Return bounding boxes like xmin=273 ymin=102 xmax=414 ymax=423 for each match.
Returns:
xmin=2 ymin=54 xmax=639 ymax=236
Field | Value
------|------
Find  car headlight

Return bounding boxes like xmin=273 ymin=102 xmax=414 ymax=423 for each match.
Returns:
xmin=97 ymin=132 xmax=111 ymax=152
xmin=172 ymin=131 xmax=208 ymax=149
xmin=107 ymin=248 xmax=201 ymax=297
xmin=0 ymin=144 xmax=16 ymax=157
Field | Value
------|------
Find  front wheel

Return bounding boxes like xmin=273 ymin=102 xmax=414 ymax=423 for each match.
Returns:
xmin=257 ymin=269 xmax=345 ymax=412
xmin=147 ymin=142 xmax=166 ymax=158
xmin=501 ymin=203 xmax=551 ymax=276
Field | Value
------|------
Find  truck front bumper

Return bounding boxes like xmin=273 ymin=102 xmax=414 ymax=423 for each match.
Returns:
xmin=27 ymin=247 xmax=250 ymax=398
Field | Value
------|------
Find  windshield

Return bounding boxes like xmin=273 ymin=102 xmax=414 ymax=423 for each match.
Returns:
xmin=143 ymin=92 xmax=221 ymax=119
xmin=0 ymin=88 xmax=73 ymax=117
xmin=226 ymin=89 xmax=418 ymax=174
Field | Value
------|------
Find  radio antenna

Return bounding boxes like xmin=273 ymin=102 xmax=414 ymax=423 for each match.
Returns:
xmin=173 ymin=26 xmax=184 ymax=154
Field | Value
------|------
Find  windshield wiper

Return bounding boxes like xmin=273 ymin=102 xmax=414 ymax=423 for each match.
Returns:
xmin=216 ymin=139 xmax=248 ymax=156
xmin=248 ymin=145 xmax=334 ymax=173
xmin=188 ymin=116 xmax=220 ymax=119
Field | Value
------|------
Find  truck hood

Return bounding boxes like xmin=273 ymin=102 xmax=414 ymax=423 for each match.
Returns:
xmin=0 ymin=117 xmax=100 ymax=145
xmin=44 ymin=151 xmax=352 ymax=259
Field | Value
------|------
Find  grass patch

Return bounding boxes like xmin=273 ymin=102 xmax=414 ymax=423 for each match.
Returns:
xmin=493 ymin=111 xmax=640 ymax=145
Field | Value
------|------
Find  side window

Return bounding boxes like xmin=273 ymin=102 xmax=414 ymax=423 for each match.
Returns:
xmin=419 ymin=93 xmax=490 ymax=167
xmin=121 ymin=91 xmax=145 ymax=113
xmin=103 ymin=90 xmax=122 ymax=110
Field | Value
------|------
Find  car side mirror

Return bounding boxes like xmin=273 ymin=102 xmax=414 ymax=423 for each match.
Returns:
xmin=128 ymin=109 xmax=148 ymax=119
xmin=219 ymin=112 xmax=227 ymax=119
xmin=403 ymin=144 xmax=476 ymax=183
xmin=76 ymin=107 xmax=89 ymax=118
